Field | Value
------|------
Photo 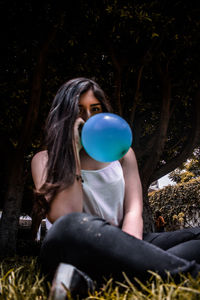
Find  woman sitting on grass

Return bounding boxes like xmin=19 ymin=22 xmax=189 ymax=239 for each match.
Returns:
xmin=31 ymin=77 xmax=200 ymax=297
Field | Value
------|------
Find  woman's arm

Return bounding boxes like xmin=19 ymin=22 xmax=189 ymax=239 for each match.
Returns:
xmin=121 ymin=148 xmax=143 ymax=239
xmin=31 ymin=150 xmax=83 ymax=223
xmin=31 ymin=118 xmax=85 ymax=224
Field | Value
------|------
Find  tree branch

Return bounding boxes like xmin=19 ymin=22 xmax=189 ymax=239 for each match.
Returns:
xmin=17 ymin=13 xmax=64 ymax=152
xmin=141 ymin=62 xmax=171 ymax=184
xmin=130 ymin=65 xmax=144 ymax=125
xmin=152 ymin=88 xmax=200 ymax=181
xmin=108 ymin=44 xmax=123 ymax=115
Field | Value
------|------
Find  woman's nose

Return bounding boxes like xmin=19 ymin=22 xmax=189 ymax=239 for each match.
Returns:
xmin=83 ymin=110 xmax=91 ymax=121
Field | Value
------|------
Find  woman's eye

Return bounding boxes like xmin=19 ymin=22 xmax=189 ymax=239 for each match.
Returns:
xmin=91 ymin=106 xmax=102 ymax=113
xmin=92 ymin=107 xmax=99 ymax=112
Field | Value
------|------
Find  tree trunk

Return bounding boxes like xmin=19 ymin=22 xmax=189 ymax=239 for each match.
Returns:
xmin=0 ymin=18 xmax=61 ymax=256
xmin=130 ymin=65 xmax=144 ymax=126
xmin=0 ymin=151 xmax=25 ymax=256
xmin=142 ymin=184 xmax=154 ymax=232
xmin=139 ymin=63 xmax=171 ymax=231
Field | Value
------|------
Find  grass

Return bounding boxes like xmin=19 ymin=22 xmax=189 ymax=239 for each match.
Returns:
xmin=91 ymin=272 xmax=200 ymax=300
xmin=0 ymin=256 xmax=49 ymax=299
xmin=0 ymin=257 xmax=199 ymax=300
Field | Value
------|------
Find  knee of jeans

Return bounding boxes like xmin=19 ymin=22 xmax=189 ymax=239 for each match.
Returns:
xmin=58 ymin=212 xmax=107 ymax=227
xmin=43 ymin=212 xmax=108 ymax=250
xmin=48 ymin=212 xmax=105 ymax=237
xmin=55 ymin=212 xmax=97 ymax=227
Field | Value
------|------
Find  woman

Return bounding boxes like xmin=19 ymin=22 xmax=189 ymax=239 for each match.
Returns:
xmin=31 ymin=78 xmax=200 ymax=297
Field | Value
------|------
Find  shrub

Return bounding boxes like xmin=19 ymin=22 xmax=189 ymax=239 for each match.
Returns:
xmin=149 ymin=178 xmax=200 ymax=231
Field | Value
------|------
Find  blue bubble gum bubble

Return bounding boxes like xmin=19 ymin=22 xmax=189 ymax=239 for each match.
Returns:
xmin=81 ymin=113 xmax=133 ymax=162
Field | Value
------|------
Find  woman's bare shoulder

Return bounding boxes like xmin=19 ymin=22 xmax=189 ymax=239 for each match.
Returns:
xmin=31 ymin=150 xmax=48 ymax=189
xmin=31 ymin=150 xmax=48 ymax=167
xmin=120 ymin=147 xmax=135 ymax=165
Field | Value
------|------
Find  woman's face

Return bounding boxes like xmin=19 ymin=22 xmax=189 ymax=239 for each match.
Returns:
xmin=78 ymin=90 xmax=103 ymax=121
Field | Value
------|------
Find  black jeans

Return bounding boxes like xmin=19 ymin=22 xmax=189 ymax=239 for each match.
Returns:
xmin=40 ymin=213 xmax=200 ymax=282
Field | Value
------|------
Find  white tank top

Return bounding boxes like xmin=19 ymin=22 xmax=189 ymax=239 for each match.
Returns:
xmin=82 ymin=160 xmax=125 ymax=227
xmin=45 ymin=160 xmax=125 ymax=231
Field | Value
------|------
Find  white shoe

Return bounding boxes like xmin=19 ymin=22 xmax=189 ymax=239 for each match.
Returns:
xmin=48 ymin=263 xmax=95 ymax=299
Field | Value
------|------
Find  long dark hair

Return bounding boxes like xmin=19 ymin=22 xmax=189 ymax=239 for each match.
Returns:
xmin=31 ymin=78 xmax=111 ymax=238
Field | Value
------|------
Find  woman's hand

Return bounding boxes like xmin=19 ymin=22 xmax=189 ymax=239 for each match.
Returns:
xmin=73 ymin=117 xmax=85 ymax=173
xmin=74 ymin=117 xmax=85 ymax=153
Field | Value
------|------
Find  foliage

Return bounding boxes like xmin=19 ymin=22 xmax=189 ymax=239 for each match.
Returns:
xmin=169 ymin=148 xmax=200 ymax=183
xmin=1 ymin=0 xmax=200 ymax=187
xmin=1 ymin=0 xmax=200 ymax=251
xmin=0 ymin=257 xmax=200 ymax=300
xmin=149 ymin=178 xmax=200 ymax=231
